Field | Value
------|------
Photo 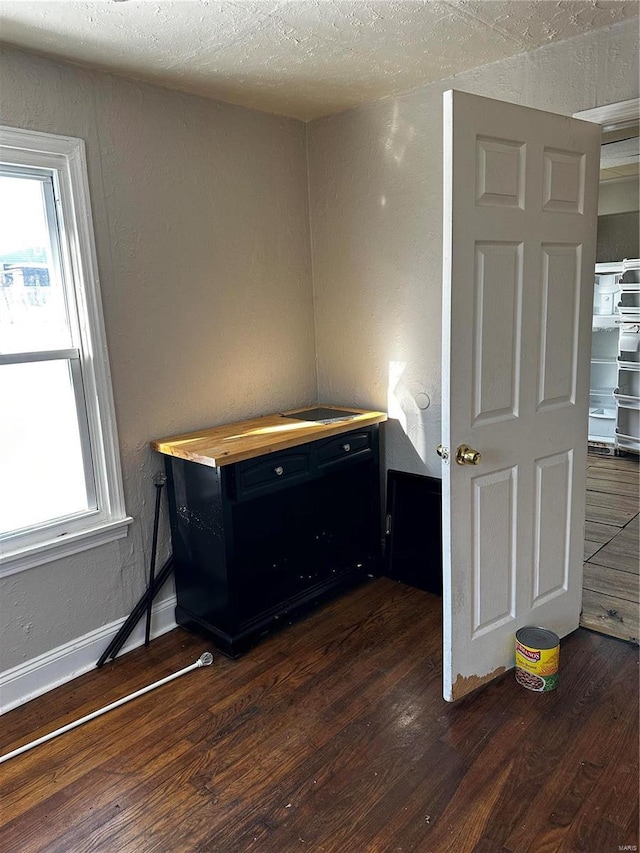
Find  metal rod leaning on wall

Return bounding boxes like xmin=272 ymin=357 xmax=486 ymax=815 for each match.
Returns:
xmin=145 ymin=472 xmax=167 ymax=647
xmin=96 ymin=556 xmax=174 ymax=668
xmin=0 ymin=653 xmax=214 ymax=765
xmin=96 ymin=470 xmax=170 ymax=668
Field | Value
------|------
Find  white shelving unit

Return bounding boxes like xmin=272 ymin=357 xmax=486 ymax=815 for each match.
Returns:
xmin=615 ymin=259 xmax=640 ymax=454
xmin=589 ymin=263 xmax=621 ymax=452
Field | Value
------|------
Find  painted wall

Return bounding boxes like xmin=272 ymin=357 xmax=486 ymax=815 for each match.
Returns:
xmin=597 ymin=212 xmax=640 ymax=262
xmin=598 ymin=177 xmax=639 ymax=216
xmin=307 ymin=20 xmax=639 ymax=478
xmin=0 ymin=46 xmax=316 ymax=672
xmin=1 ymin=19 xmax=638 ymax=682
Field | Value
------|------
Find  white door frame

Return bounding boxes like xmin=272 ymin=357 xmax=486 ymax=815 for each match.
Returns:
xmin=574 ymin=98 xmax=639 ymax=132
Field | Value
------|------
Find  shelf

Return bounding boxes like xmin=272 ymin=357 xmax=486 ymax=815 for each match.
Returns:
xmin=617 ymin=369 xmax=640 ymax=399
xmin=616 ymin=408 xmax=640 ymax=444
xmin=592 ymin=316 xmax=619 ymax=329
xmin=616 ymin=432 xmax=640 ymax=453
xmin=596 ymin=262 xmax=623 ymax=274
xmin=591 ymin=357 xmax=617 ymax=365
xmin=614 ymin=392 xmax=640 ymax=410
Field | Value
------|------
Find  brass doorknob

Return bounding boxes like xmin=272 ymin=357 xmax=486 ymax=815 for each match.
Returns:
xmin=456 ymin=445 xmax=482 ymax=465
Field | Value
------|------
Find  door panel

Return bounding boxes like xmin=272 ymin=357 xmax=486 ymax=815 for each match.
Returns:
xmin=473 ymin=241 xmax=523 ymax=422
xmin=538 ymin=244 xmax=582 ymax=407
xmin=442 ymin=90 xmax=600 ymax=701
xmin=533 ymin=450 xmax=572 ymax=604
xmin=471 ymin=466 xmax=516 ymax=637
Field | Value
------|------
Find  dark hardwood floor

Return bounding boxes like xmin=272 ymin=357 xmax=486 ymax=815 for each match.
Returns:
xmin=1 ymin=578 xmax=638 ymax=853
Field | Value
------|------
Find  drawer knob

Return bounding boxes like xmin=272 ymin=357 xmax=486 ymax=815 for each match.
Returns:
xmin=274 ymin=465 xmax=284 ymax=476
xmin=342 ymin=443 xmax=351 ymax=452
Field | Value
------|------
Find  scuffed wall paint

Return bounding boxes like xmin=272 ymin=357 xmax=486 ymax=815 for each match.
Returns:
xmin=0 ymin=46 xmax=316 ymax=672
xmin=307 ymin=20 xmax=639 ymax=478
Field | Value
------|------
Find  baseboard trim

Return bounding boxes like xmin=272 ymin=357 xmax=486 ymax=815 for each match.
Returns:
xmin=0 ymin=595 xmax=177 ymax=715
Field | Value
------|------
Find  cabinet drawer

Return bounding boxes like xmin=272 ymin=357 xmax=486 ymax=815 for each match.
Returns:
xmin=235 ymin=450 xmax=310 ymax=499
xmin=316 ymin=430 xmax=372 ymax=468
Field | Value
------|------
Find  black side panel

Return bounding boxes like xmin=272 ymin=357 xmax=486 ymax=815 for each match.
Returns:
xmin=165 ymin=457 xmax=235 ymax=633
xmin=385 ymin=470 xmax=442 ymax=596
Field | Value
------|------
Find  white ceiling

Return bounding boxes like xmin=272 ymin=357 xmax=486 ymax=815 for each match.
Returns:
xmin=0 ymin=1 xmax=637 ymax=121
xmin=600 ymin=134 xmax=640 ymax=182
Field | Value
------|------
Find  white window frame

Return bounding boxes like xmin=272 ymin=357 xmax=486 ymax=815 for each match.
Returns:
xmin=0 ymin=125 xmax=132 ymax=576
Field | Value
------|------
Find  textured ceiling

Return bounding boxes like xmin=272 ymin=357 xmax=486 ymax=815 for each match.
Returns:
xmin=600 ymin=133 xmax=640 ymax=182
xmin=0 ymin=1 xmax=638 ymax=121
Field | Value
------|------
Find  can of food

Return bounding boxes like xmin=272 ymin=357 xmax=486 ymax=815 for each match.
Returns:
xmin=515 ymin=627 xmax=560 ymax=692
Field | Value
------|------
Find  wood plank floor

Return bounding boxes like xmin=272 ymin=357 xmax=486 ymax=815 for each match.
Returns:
xmin=582 ymin=452 xmax=639 ymax=642
xmin=1 ymin=579 xmax=638 ymax=853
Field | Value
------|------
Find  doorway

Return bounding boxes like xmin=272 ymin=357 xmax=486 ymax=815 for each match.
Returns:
xmin=575 ymin=99 xmax=640 ymax=644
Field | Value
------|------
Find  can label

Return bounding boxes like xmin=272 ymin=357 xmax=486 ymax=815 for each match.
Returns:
xmin=515 ymin=638 xmax=559 ymax=692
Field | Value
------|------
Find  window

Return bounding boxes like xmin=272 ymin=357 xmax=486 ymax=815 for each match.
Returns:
xmin=0 ymin=126 xmax=131 ymax=575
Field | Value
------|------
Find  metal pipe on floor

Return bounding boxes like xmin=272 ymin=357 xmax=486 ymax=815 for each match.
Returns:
xmin=0 ymin=652 xmax=214 ymax=765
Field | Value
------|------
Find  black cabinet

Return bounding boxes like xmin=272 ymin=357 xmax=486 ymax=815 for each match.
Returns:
xmin=164 ymin=423 xmax=381 ymax=656
xmin=385 ymin=470 xmax=442 ymax=596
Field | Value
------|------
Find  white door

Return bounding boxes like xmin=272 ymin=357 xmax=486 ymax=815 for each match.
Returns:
xmin=441 ymin=90 xmax=601 ymax=702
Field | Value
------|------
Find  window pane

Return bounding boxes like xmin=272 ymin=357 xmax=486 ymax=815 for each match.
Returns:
xmin=0 ymin=174 xmax=73 ymax=354
xmin=0 ymin=360 xmax=93 ymax=535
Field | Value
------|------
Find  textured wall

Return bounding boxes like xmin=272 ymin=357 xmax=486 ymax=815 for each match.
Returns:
xmin=1 ymin=18 xmax=638 ymax=678
xmin=307 ymin=20 xmax=640 ymax=478
xmin=597 ymin=212 xmax=640 ymax=262
xmin=0 ymin=46 xmax=316 ymax=671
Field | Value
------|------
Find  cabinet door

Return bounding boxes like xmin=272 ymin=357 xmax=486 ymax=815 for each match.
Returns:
xmin=229 ymin=455 xmax=380 ymax=626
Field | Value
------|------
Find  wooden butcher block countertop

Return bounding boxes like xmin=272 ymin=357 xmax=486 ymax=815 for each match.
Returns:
xmin=151 ymin=405 xmax=387 ymax=468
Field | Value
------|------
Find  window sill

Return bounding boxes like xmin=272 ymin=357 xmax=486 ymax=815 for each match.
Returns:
xmin=0 ymin=516 xmax=134 ymax=578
